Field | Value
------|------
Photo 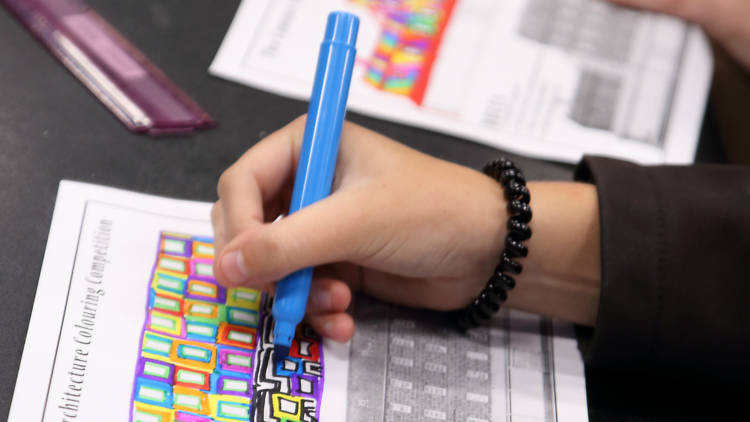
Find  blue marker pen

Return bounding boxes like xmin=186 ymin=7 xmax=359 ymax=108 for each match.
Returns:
xmin=272 ymin=12 xmax=359 ymax=360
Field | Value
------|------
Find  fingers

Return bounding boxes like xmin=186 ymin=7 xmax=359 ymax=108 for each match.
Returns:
xmin=215 ymin=186 xmax=380 ymax=287
xmin=307 ymin=277 xmax=352 ymax=314
xmin=304 ymin=277 xmax=354 ymax=342
xmin=215 ymin=115 xmax=307 ymax=248
xmin=307 ymin=313 xmax=354 ymax=342
xmin=608 ymin=0 xmax=713 ymax=26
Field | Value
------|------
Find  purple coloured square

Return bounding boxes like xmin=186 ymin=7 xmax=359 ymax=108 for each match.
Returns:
xmin=292 ymin=374 xmax=319 ymax=398
xmin=174 ymin=412 xmax=211 ymax=422
xmin=135 ymin=357 xmax=174 ymax=384
xmin=184 ymin=278 xmax=227 ymax=304
xmin=190 ymin=258 xmax=215 ymax=281
xmin=218 ymin=346 xmax=254 ymax=375
xmin=160 ymin=236 xmax=193 ymax=257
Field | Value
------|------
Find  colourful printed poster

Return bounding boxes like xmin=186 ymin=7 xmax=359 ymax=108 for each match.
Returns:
xmin=212 ymin=0 xmax=712 ymax=164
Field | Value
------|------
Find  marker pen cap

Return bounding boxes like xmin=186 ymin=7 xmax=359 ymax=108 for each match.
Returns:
xmin=323 ymin=11 xmax=359 ymax=47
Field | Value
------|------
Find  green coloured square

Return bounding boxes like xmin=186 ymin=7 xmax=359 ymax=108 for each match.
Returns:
xmin=186 ymin=322 xmax=215 ymax=337
xmin=184 ymin=304 xmax=226 ymax=325
xmin=153 ymin=296 xmax=180 ymax=312
xmin=228 ymin=308 xmax=258 ymax=326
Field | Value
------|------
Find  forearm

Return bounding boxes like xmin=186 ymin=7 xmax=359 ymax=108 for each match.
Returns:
xmin=505 ymin=181 xmax=601 ymax=326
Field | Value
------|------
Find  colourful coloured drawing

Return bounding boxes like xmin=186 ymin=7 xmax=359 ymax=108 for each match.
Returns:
xmin=352 ymin=0 xmax=456 ymax=104
xmin=131 ymin=232 xmax=324 ymax=422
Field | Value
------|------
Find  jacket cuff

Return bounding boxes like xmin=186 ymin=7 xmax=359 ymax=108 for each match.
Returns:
xmin=574 ymin=156 xmax=664 ymax=369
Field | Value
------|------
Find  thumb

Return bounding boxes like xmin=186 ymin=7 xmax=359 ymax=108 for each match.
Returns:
xmin=214 ymin=189 xmax=375 ymax=288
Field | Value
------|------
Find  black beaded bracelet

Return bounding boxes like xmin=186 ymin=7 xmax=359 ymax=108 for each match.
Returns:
xmin=456 ymin=156 xmax=532 ymax=331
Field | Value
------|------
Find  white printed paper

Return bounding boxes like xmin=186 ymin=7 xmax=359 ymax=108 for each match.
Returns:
xmin=9 ymin=181 xmax=587 ymax=421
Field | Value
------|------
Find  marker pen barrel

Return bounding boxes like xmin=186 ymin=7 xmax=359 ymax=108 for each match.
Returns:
xmin=272 ymin=11 xmax=359 ymax=359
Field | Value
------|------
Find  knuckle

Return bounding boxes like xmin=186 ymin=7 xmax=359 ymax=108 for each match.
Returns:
xmin=216 ymin=167 xmax=236 ymax=198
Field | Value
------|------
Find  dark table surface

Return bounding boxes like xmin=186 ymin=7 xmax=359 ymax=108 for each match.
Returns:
xmin=0 ymin=1 xmax=739 ymax=420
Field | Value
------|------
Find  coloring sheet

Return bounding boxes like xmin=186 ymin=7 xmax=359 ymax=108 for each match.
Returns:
xmin=211 ymin=0 xmax=712 ymax=164
xmin=9 ymin=181 xmax=587 ymax=421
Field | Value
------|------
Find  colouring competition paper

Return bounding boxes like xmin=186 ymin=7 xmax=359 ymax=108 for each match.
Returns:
xmin=8 ymin=182 xmax=349 ymax=422
xmin=211 ymin=0 xmax=713 ymax=164
xmin=131 ymin=232 xmax=324 ymax=421
xmin=9 ymin=181 xmax=588 ymax=421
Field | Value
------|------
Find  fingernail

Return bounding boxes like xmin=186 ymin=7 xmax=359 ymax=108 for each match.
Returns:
xmin=313 ymin=290 xmax=331 ymax=309
xmin=323 ymin=320 xmax=334 ymax=337
xmin=221 ymin=250 xmax=248 ymax=285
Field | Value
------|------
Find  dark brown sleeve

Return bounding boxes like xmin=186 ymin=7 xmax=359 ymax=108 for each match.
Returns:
xmin=574 ymin=156 xmax=750 ymax=377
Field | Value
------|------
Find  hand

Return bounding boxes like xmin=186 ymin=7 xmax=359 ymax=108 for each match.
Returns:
xmin=610 ymin=0 xmax=750 ymax=70
xmin=211 ymin=116 xmax=507 ymax=341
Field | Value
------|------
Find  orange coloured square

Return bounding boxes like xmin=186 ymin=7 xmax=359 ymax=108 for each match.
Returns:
xmin=217 ymin=323 xmax=257 ymax=350
xmin=157 ymin=254 xmax=190 ymax=276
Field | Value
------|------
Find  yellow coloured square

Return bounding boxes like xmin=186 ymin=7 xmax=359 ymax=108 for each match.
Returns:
xmin=209 ymin=394 xmax=251 ymax=422
xmin=173 ymin=386 xmax=210 ymax=415
xmin=141 ymin=331 xmax=174 ymax=361
xmin=161 ymin=232 xmax=191 ymax=239
xmin=226 ymin=288 xmax=261 ymax=311
xmin=151 ymin=271 xmax=186 ymax=299
xmin=272 ymin=393 xmax=304 ymax=420
xmin=133 ymin=401 xmax=174 ymax=422
xmin=148 ymin=310 xmax=183 ymax=337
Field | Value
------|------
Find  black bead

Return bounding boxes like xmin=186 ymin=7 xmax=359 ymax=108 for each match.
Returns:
xmin=488 ymin=278 xmax=510 ymax=300
xmin=476 ymin=298 xmax=496 ymax=319
xmin=500 ymin=168 xmax=518 ymax=186
xmin=480 ymin=285 xmax=504 ymax=307
xmin=500 ymin=251 xmax=522 ymax=274
xmin=483 ymin=161 xmax=503 ymax=179
xmin=467 ymin=306 xmax=486 ymax=326
xmin=508 ymin=200 xmax=532 ymax=223
xmin=498 ymin=158 xmax=516 ymax=170
xmin=505 ymin=179 xmax=530 ymax=202
xmin=507 ymin=219 xmax=531 ymax=241
xmin=497 ymin=273 xmax=516 ymax=290
xmin=504 ymin=236 xmax=528 ymax=257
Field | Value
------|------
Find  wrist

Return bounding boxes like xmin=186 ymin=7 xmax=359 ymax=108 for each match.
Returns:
xmin=505 ymin=181 xmax=601 ymax=326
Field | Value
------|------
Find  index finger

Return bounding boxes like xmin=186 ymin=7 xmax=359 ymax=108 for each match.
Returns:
xmin=216 ymin=115 xmax=307 ymax=243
